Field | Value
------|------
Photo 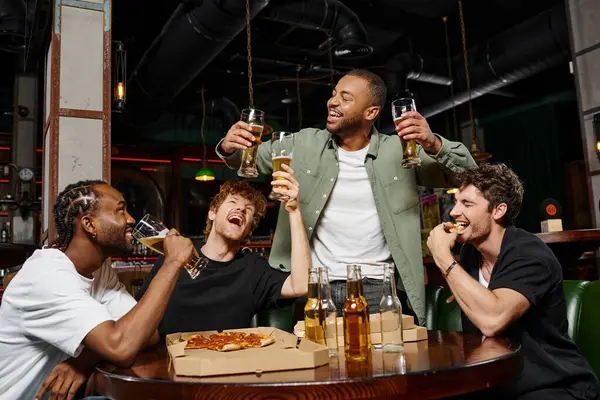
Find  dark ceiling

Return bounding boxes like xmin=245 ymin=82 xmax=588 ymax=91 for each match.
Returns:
xmin=0 ymin=0 xmax=575 ymax=144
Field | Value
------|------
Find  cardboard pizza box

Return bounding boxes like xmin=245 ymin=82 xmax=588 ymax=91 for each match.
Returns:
xmin=165 ymin=327 xmax=329 ymax=378
xmin=293 ymin=314 xmax=427 ymax=345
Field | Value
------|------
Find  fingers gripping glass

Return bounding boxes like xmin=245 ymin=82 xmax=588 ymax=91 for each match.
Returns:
xmin=269 ymin=131 xmax=295 ymax=201
xmin=392 ymin=98 xmax=422 ymax=168
xmin=132 ymin=214 xmax=208 ymax=279
xmin=237 ymin=109 xmax=265 ymax=179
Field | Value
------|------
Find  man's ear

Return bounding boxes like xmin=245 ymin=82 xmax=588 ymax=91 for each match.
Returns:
xmin=364 ymin=105 xmax=381 ymax=122
xmin=492 ymin=203 xmax=508 ymax=223
xmin=80 ymin=215 xmax=96 ymax=236
xmin=208 ymin=208 xmax=216 ymax=222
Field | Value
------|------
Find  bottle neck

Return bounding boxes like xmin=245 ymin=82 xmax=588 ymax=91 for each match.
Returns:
xmin=307 ymin=282 xmax=320 ymax=299
xmin=382 ymin=267 xmax=396 ymax=296
xmin=307 ymin=269 xmax=321 ymax=299
xmin=319 ymin=275 xmax=333 ymax=301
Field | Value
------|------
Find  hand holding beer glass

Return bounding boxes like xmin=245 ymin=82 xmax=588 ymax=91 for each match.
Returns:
xmin=237 ymin=108 xmax=265 ymax=178
xmin=132 ymin=214 xmax=208 ymax=279
xmin=269 ymin=131 xmax=294 ymax=200
xmin=392 ymin=98 xmax=422 ymax=168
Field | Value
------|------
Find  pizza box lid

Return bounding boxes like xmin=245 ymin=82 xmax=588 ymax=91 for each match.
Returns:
xmin=165 ymin=327 xmax=330 ymax=377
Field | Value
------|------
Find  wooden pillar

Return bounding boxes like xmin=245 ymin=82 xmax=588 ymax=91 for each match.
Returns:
xmin=42 ymin=0 xmax=112 ymax=244
xmin=565 ymin=0 xmax=600 ymax=226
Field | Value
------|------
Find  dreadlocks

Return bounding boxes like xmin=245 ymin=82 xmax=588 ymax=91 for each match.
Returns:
xmin=49 ymin=179 xmax=107 ymax=252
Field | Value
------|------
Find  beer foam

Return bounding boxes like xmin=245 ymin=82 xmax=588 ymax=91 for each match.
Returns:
xmin=157 ymin=228 xmax=169 ymax=237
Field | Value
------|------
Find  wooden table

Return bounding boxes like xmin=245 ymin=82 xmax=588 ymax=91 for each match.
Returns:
xmin=94 ymin=332 xmax=519 ymax=400
xmin=536 ymin=229 xmax=600 ymax=279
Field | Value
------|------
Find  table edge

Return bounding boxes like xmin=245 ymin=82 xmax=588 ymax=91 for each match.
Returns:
xmin=95 ymin=345 xmax=521 ymax=388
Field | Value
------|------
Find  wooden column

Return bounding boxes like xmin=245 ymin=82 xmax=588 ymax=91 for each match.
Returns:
xmin=565 ymin=0 xmax=600 ymax=226
xmin=42 ymin=0 xmax=112 ymax=244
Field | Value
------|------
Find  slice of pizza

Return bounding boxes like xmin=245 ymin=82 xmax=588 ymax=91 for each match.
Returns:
xmin=243 ymin=333 xmax=276 ymax=349
xmin=182 ymin=331 xmax=276 ymax=352
xmin=448 ymin=222 xmax=466 ymax=233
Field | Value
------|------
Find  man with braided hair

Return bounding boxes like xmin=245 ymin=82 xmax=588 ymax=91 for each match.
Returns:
xmin=0 ymin=180 xmax=195 ymax=400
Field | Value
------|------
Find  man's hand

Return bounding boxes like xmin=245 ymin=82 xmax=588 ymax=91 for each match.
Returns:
xmin=427 ymin=223 xmax=458 ymax=268
xmin=221 ymin=121 xmax=258 ymax=154
xmin=35 ymin=359 xmax=89 ymax=400
xmin=163 ymin=229 xmax=194 ymax=267
xmin=395 ymin=111 xmax=441 ymax=154
xmin=272 ymin=164 xmax=300 ymax=213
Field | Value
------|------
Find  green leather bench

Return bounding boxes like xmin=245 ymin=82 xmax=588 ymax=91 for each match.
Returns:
xmin=425 ymin=280 xmax=600 ymax=380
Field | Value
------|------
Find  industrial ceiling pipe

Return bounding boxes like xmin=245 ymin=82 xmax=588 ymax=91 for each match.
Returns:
xmin=130 ymin=0 xmax=270 ymax=107
xmin=421 ymin=4 xmax=569 ymax=118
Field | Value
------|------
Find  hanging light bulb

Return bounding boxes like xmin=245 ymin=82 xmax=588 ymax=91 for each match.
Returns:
xmin=196 ymin=84 xmax=215 ymax=182
xmin=457 ymin=0 xmax=492 ymax=164
xmin=113 ymin=41 xmax=127 ymax=113
xmin=116 ymin=82 xmax=125 ymax=101
xmin=195 ymin=168 xmax=215 ymax=181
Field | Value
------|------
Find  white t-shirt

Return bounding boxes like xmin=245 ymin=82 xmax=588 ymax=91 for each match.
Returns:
xmin=0 ymin=249 xmax=137 ymax=400
xmin=479 ymin=268 xmax=490 ymax=288
xmin=311 ymin=145 xmax=392 ymax=280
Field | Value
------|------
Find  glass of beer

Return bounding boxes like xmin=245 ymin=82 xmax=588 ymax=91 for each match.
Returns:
xmin=392 ymin=98 xmax=422 ymax=168
xmin=237 ymin=108 xmax=265 ymax=178
xmin=269 ymin=131 xmax=294 ymax=201
xmin=132 ymin=214 xmax=208 ymax=279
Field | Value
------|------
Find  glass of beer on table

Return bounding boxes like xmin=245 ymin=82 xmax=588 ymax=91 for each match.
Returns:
xmin=132 ymin=214 xmax=207 ymax=279
xmin=237 ymin=108 xmax=265 ymax=178
xmin=269 ymin=131 xmax=294 ymax=201
xmin=392 ymin=97 xmax=422 ymax=168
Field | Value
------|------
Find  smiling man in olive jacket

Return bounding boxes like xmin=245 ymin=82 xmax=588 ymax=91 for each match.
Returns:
xmin=216 ymin=69 xmax=476 ymax=324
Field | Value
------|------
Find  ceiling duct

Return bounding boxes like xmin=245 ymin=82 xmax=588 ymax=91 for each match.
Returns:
xmin=130 ymin=0 xmax=270 ymax=107
xmin=259 ymin=0 xmax=373 ymax=59
xmin=384 ymin=53 xmax=453 ymax=97
xmin=422 ymin=4 xmax=569 ymax=118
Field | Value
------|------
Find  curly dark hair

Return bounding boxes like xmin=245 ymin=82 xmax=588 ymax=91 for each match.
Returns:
xmin=203 ymin=180 xmax=267 ymax=239
xmin=452 ymin=163 xmax=524 ymax=227
xmin=49 ymin=179 xmax=107 ymax=251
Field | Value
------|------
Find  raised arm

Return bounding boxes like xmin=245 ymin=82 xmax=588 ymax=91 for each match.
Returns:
xmin=216 ymin=121 xmax=272 ymax=175
xmin=395 ymin=111 xmax=476 ymax=188
xmin=274 ymin=164 xmax=310 ymax=298
xmin=83 ymin=229 xmax=194 ymax=367
xmin=426 ymin=224 xmax=530 ymax=337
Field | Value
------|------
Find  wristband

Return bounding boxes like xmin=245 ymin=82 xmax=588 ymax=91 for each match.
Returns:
xmin=444 ymin=260 xmax=457 ymax=278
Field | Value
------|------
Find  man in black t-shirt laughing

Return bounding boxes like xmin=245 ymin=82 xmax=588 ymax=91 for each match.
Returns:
xmin=427 ymin=163 xmax=597 ymax=400
xmin=137 ymin=165 xmax=311 ymax=338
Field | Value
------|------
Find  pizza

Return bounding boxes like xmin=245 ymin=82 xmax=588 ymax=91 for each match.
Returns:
xmin=181 ymin=331 xmax=276 ymax=352
xmin=448 ymin=222 xmax=466 ymax=233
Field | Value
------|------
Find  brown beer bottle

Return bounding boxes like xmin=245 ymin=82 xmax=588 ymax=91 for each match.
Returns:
xmin=343 ymin=265 xmax=371 ymax=361
xmin=304 ymin=268 xmax=326 ymax=345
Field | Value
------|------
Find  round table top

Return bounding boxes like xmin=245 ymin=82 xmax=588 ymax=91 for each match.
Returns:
xmin=95 ymin=331 xmax=520 ymax=400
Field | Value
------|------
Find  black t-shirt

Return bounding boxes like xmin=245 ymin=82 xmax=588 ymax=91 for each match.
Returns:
xmin=136 ymin=251 xmax=289 ymax=339
xmin=460 ymin=225 xmax=598 ymax=399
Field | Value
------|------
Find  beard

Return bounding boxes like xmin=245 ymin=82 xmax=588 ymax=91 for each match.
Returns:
xmin=100 ymin=224 xmax=133 ymax=256
xmin=327 ymin=113 xmax=363 ymax=136
xmin=462 ymin=219 xmax=492 ymax=246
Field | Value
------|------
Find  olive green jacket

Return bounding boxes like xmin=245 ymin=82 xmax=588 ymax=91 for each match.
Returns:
xmin=217 ymin=128 xmax=476 ymax=324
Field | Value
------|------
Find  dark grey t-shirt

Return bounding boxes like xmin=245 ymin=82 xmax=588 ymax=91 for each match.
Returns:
xmin=136 ymin=252 xmax=288 ymax=339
